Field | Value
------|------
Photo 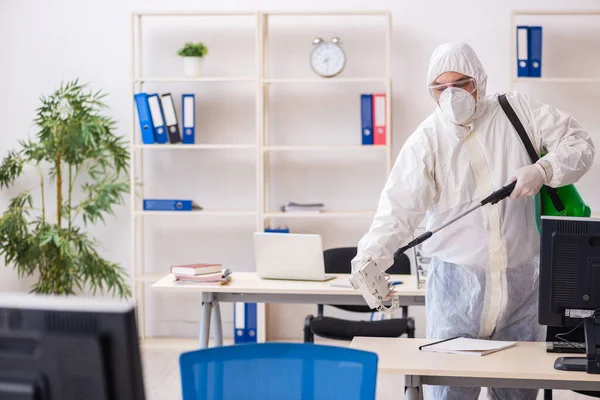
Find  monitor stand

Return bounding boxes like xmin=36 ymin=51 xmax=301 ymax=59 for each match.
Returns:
xmin=554 ymin=317 xmax=600 ymax=374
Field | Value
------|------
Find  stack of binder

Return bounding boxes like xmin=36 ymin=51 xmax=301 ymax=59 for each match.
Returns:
xmin=134 ymin=93 xmax=196 ymax=144
xmin=516 ymin=26 xmax=543 ymax=77
xmin=360 ymin=93 xmax=387 ymax=145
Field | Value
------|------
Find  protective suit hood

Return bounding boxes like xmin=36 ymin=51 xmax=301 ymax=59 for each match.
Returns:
xmin=427 ymin=43 xmax=489 ymax=130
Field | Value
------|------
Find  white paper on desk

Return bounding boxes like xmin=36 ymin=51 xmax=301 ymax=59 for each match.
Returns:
xmin=420 ymin=338 xmax=516 ymax=356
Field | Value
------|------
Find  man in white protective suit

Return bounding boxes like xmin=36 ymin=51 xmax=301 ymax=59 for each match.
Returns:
xmin=351 ymin=42 xmax=595 ymax=399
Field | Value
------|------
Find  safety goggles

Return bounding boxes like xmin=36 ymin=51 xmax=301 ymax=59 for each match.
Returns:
xmin=428 ymin=77 xmax=477 ymax=100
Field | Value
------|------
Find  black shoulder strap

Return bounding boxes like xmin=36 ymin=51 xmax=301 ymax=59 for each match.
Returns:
xmin=498 ymin=94 xmax=539 ymax=163
xmin=498 ymin=94 xmax=565 ymax=212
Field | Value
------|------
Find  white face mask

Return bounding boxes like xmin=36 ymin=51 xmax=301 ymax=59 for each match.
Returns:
xmin=438 ymin=87 xmax=476 ymax=125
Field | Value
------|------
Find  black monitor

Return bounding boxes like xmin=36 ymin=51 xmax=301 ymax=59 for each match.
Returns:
xmin=0 ymin=293 xmax=146 ymax=399
xmin=539 ymin=216 xmax=600 ymax=373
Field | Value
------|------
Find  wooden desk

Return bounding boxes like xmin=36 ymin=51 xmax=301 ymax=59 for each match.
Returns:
xmin=152 ymin=272 xmax=424 ymax=348
xmin=350 ymin=337 xmax=600 ymax=399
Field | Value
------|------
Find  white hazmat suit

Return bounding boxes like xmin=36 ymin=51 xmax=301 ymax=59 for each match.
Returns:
xmin=353 ymin=43 xmax=595 ymax=400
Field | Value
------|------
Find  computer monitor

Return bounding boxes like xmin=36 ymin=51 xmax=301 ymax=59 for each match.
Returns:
xmin=0 ymin=293 xmax=145 ymax=399
xmin=539 ymin=216 xmax=600 ymax=373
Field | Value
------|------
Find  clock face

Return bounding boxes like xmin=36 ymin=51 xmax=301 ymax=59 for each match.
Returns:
xmin=310 ymin=42 xmax=346 ymax=77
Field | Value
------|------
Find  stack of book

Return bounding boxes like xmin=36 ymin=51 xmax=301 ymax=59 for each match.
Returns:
xmin=170 ymin=263 xmax=232 ymax=285
xmin=281 ymin=202 xmax=325 ymax=214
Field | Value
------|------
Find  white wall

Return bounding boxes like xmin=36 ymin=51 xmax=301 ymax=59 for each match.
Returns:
xmin=1 ymin=0 xmax=600 ymax=341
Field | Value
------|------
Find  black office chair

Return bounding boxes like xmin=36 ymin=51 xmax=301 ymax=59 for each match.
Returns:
xmin=304 ymin=247 xmax=415 ymax=343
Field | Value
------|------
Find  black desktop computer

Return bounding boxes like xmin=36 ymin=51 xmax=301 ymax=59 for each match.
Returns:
xmin=0 ymin=293 xmax=146 ymax=399
xmin=539 ymin=216 xmax=600 ymax=374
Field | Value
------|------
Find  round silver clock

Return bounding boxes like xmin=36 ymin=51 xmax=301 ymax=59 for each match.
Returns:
xmin=310 ymin=37 xmax=346 ymax=78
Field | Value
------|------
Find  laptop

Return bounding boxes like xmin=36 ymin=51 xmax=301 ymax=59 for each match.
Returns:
xmin=253 ymin=232 xmax=335 ymax=281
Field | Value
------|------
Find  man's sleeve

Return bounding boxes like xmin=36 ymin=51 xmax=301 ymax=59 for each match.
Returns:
xmin=515 ymin=92 xmax=595 ymax=188
xmin=354 ymin=134 xmax=437 ymax=271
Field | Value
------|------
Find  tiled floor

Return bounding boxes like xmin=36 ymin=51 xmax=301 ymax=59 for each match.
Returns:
xmin=140 ymin=339 xmax=595 ymax=400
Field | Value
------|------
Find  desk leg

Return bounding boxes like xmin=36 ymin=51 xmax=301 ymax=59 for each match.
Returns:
xmin=199 ymin=293 xmax=213 ymax=349
xmin=212 ymin=299 xmax=223 ymax=347
xmin=404 ymin=375 xmax=422 ymax=400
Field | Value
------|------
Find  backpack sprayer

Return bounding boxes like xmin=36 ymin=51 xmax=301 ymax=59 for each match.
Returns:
xmin=349 ymin=181 xmax=517 ymax=315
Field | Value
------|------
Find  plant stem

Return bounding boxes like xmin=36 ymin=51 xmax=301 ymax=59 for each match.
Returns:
xmin=68 ymin=165 xmax=73 ymax=229
xmin=56 ymin=155 xmax=62 ymax=227
xmin=35 ymin=168 xmax=48 ymax=278
xmin=38 ymin=167 xmax=45 ymax=223
xmin=55 ymin=129 xmax=62 ymax=292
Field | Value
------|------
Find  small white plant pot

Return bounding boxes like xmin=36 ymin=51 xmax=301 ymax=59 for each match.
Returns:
xmin=183 ymin=57 xmax=203 ymax=78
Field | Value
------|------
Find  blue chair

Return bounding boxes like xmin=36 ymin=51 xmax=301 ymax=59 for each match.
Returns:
xmin=180 ymin=342 xmax=378 ymax=400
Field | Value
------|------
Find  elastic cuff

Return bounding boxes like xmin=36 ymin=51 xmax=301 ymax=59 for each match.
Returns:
xmin=533 ymin=163 xmax=546 ymax=181
xmin=535 ymin=160 xmax=553 ymax=184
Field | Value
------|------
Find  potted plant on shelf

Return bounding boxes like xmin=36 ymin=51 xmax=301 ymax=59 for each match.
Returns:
xmin=0 ymin=79 xmax=131 ymax=298
xmin=177 ymin=41 xmax=208 ymax=78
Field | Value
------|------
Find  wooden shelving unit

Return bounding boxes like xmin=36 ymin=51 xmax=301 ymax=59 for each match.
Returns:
xmin=263 ymin=145 xmax=387 ymax=152
xmin=134 ymin=144 xmax=257 ymax=150
xmin=263 ymin=211 xmax=377 ymax=219
xmin=130 ymin=10 xmax=393 ymax=345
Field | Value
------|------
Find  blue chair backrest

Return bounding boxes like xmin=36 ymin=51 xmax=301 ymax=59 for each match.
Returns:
xmin=180 ymin=343 xmax=378 ymax=400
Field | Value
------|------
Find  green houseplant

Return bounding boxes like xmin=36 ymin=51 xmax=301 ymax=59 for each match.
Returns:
xmin=0 ymin=79 xmax=131 ymax=297
xmin=177 ymin=41 xmax=208 ymax=78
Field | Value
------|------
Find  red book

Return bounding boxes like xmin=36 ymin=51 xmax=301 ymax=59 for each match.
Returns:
xmin=372 ymin=93 xmax=386 ymax=145
xmin=170 ymin=263 xmax=222 ymax=276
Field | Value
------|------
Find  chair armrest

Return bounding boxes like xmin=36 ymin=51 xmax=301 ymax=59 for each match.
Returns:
xmin=401 ymin=306 xmax=408 ymax=319
xmin=304 ymin=314 xmax=315 ymax=343
xmin=406 ymin=317 xmax=415 ymax=338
